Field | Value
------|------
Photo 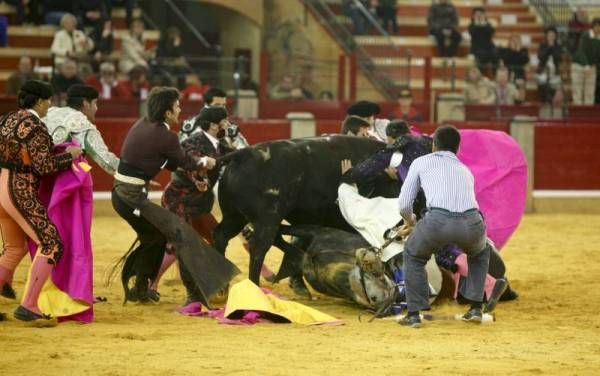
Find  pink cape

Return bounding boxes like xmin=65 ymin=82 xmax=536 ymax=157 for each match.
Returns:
xmin=456 ymin=130 xmax=528 ymax=249
xmin=28 ymin=143 xmax=94 ymax=323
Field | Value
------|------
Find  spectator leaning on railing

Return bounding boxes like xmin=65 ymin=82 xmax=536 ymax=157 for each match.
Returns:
xmin=494 ymin=66 xmax=521 ymax=105
xmin=464 ymin=66 xmax=496 ymax=105
xmin=427 ymin=0 xmax=462 ymax=58
xmin=570 ymin=18 xmax=600 ymax=105
xmin=5 ymin=56 xmax=39 ymax=96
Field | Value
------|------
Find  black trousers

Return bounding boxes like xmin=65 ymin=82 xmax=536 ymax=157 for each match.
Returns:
xmin=112 ymin=190 xmax=166 ymax=299
xmin=431 ymin=28 xmax=462 ymax=57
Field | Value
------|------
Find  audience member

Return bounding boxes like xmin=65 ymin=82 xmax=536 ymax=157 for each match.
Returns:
xmin=376 ymin=0 xmax=398 ymax=34
xmin=116 ymin=64 xmax=151 ymax=99
xmin=42 ymin=0 xmax=76 ymax=25
xmin=269 ymin=74 xmax=306 ymax=100
xmin=570 ymin=18 xmax=600 ymax=105
xmin=89 ymin=19 xmax=114 ymax=68
xmin=85 ymin=61 xmax=126 ymax=99
xmin=119 ymin=18 xmax=153 ymax=74
xmin=76 ymin=0 xmax=107 ymax=34
xmin=5 ymin=56 xmax=39 ymax=96
xmin=50 ymin=13 xmax=94 ymax=69
xmin=106 ymin=0 xmax=135 ymax=28
xmin=464 ymin=66 xmax=496 ymax=104
xmin=155 ymin=26 xmax=189 ymax=87
xmin=388 ymin=89 xmax=423 ymax=123
xmin=427 ymin=0 xmax=461 ymax=57
xmin=4 ymin=0 xmax=40 ymax=24
xmin=494 ymin=66 xmax=521 ymax=105
xmin=468 ymin=7 xmax=497 ymax=73
xmin=342 ymin=0 xmax=368 ymax=35
xmin=536 ymin=27 xmax=562 ymax=104
xmin=51 ymin=58 xmax=84 ymax=101
xmin=318 ymin=90 xmax=335 ymax=101
xmin=498 ymin=34 xmax=529 ymax=82
xmin=568 ymin=8 xmax=591 ymax=55
xmin=181 ymin=74 xmax=210 ymax=101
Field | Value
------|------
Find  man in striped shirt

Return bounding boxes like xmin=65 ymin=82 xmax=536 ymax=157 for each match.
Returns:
xmin=398 ymin=125 xmax=490 ymax=328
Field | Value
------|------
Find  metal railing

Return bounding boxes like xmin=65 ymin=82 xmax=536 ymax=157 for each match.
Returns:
xmin=301 ymin=0 xmax=399 ymax=100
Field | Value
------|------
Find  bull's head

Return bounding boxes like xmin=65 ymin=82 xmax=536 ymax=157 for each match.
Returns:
xmin=348 ymin=247 xmax=396 ymax=310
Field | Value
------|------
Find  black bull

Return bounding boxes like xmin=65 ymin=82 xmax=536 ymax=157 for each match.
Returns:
xmin=214 ymin=135 xmax=405 ymax=285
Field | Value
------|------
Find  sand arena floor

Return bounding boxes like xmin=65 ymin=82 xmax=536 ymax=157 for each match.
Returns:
xmin=1 ymin=210 xmax=600 ymax=375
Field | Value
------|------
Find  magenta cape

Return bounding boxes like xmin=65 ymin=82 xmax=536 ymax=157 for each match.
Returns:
xmin=456 ymin=130 xmax=528 ymax=249
xmin=29 ymin=144 xmax=94 ymax=323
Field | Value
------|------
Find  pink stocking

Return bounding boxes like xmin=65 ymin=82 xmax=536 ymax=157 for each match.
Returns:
xmin=21 ymin=256 xmax=54 ymax=315
xmin=150 ymin=252 xmax=177 ymax=290
xmin=452 ymin=253 xmax=497 ymax=299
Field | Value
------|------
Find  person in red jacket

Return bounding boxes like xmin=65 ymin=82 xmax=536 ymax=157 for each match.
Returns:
xmin=181 ymin=74 xmax=210 ymax=101
xmin=85 ymin=62 xmax=129 ymax=99
xmin=116 ymin=65 xmax=152 ymax=100
xmin=388 ymin=89 xmax=423 ymax=123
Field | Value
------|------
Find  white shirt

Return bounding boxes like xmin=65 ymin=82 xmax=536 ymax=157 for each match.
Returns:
xmin=203 ymin=130 xmax=220 ymax=151
xmin=399 ymin=151 xmax=478 ymax=220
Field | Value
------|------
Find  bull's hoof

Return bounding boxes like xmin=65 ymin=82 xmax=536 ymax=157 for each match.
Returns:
xmin=288 ymin=276 xmax=312 ymax=299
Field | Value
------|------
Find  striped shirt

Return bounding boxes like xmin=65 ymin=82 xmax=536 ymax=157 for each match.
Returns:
xmin=398 ymin=151 xmax=478 ymax=220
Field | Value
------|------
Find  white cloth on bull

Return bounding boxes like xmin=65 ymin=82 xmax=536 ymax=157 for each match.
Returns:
xmin=337 ymin=183 xmax=442 ymax=299
xmin=338 ymin=183 xmax=403 ymax=262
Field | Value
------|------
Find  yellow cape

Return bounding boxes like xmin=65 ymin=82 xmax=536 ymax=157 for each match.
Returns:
xmin=224 ymin=279 xmax=341 ymax=325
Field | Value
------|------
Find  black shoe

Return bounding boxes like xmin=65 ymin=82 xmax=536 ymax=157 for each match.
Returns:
xmin=13 ymin=306 xmax=57 ymax=327
xmin=399 ymin=314 xmax=422 ymax=328
xmin=484 ymin=278 xmax=508 ymax=313
xmin=461 ymin=307 xmax=483 ymax=323
xmin=0 ymin=312 xmax=6 ymax=321
xmin=1 ymin=283 xmax=16 ymax=299
xmin=147 ymin=289 xmax=161 ymax=303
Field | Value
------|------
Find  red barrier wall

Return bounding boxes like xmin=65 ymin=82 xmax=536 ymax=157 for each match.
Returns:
xmin=535 ymin=123 xmax=600 ymax=189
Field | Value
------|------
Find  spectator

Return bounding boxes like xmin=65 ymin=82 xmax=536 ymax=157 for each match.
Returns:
xmin=85 ymin=61 xmax=126 ymax=99
xmin=388 ymin=88 xmax=424 ymax=123
xmin=51 ymin=58 xmax=84 ymax=101
xmin=464 ymin=66 xmax=496 ymax=104
xmin=106 ymin=0 xmax=135 ymax=28
xmin=376 ymin=0 xmax=398 ymax=34
xmin=468 ymin=7 xmax=497 ymax=73
xmin=116 ymin=64 xmax=151 ymax=99
xmin=155 ymin=26 xmax=189 ymax=87
xmin=42 ymin=0 xmax=76 ymax=25
xmin=181 ymin=74 xmax=210 ymax=101
xmin=119 ymin=18 xmax=153 ymax=74
xmin=570 ymin=18 xmax=600 ymax=105
xmin=75 ymin=0 xmax=107 ymax=34
xmin=318 ymin=90 xmax=335 ymax=101
xmin=342 ymin=0 xmax=368 ymax=35
xmin=269 ymin=74 xmax=306 ymax=100
xmin=50 ymin=13 xmax=94 ymax=69
xmin=567 ymin=8 xmax=591 ymax=55
xmin=536 ymin=27 xmax=562 ymax=104
xmin=494 ymin=66 xmax=521 ymax=105
xmin=498 ymin=34 xmax=529 ymax=82
xmin=4 ymin=0 xmax=41 ymax=24
xmin=89 ymin=19 xmax=114 ymax=69
xmin=5 ymin=56 xmax=39 ymax=96
xmin=427 ymin=0 xmax=462 ymax=57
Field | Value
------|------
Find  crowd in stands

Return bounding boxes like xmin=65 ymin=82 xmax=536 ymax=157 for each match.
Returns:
xmin=1 ymin=1 xmax=214 ymax=105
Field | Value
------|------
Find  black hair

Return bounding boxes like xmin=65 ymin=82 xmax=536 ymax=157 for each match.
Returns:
xmin=386 ymin=120 xmax=410 ymax=139
xmin=433 ymin=125 xmax=461 ymax=153
xmin=341 ymin=115 xmax=370 ymax=135
xmin=17 ymin=80 xmax=53 ymax=109
xmin=472 ymin=6 xmax=486 ymax=16
xmin=203 ymin=88 xmax=227 ymax=106
xmin=544 ymin=26 xmax=558 ymax=35
xmin=147 ymin=86 xmax=180 ymax=123
xmin=592 ymin=18 xmax=600 ymax=27
xmin=66 ymin=84 xmax=99 ymax=110
xmin=194 ymin=106 xmax=228 ymax=131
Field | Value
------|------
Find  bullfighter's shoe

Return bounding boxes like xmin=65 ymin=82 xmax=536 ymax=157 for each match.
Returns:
xmin=399 ymin=313 xmax=422 ymax=328
xmin=13 ymin=306 xmax=57 ymax=327
xmin=1 ymin=283 xmax=16 ymax=299
xmin=461 ymin=307 xmax=483 ymax=323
